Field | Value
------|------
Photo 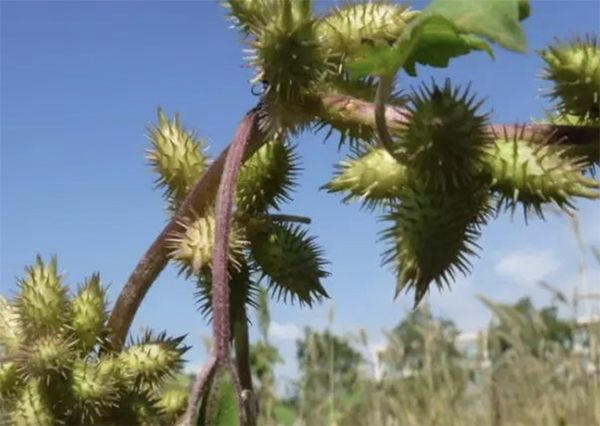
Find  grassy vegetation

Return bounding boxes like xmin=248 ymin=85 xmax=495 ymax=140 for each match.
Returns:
xmin=252 ymin=236 xmax=600 ymax=426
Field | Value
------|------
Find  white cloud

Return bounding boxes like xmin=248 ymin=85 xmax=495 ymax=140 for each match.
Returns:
xmin=494 ymin=249 xmax=561 ymax=287
xmin=269 ymin=321 xmax=302 ymax=341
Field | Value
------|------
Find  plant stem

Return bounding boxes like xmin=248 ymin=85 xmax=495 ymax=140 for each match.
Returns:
xmin=182 ymin=107 xmax=266 ymax=425
xmin=268 ymin=213 xmax=312 ymax=224
xmin=211 ymin=109 xmax=258 ymax=360
xmin=313 ymin=92 xmax=599 ymax=153
xmin=374 ymin=74 xmax=403 ymax=160
xmin=234 ymin=310 xmax=257 ymax=425
xmin=107 ymin=92 xmax=598 ymax=351
xmin=106 ymin=107 xmax=268 ymax=351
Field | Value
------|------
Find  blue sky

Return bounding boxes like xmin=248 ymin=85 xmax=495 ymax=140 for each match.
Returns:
xmin=1 ymin=1 xmax=599 ymax=384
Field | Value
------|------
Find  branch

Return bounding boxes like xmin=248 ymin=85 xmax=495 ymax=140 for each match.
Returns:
xmin=312 ymin=92 xmax=600 ymax=152
xmin=267 ymin=213 xmax=312 ymax=224
xmin=106 ymin=107 xmax=268 ymax=351
xmin=183 ymin=108 xmax=261 ymax=425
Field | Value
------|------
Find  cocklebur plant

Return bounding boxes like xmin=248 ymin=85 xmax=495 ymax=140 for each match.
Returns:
xmin=0 ymin=256 xmax=189 ymax=425
xmin=4 ymin=1 xmax=597 ymax=425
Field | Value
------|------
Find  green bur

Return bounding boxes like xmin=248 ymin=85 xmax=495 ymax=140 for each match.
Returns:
xmin=0 ymin=362 xmax=20 ymax=400
xmin=168 ymin=212 xmax=246 ymax=277
xmin=10 ymin=380 xmax=54 ymax=426
xmin=316 ymin=2 xmax=418 ymax=60
xmin=15 ymin=256 xmax=69 ymax=339
xmin=69 ymin=359 xmax=120 ymax=423
xmin=118 ymin=332 xmax=188 ymax=386
xmin=325 ymin=147 xmax=407 ymax=208
xmin=250 ymin=221 xmax=329 ymax=306
xmin=155 ymin=387 xmax=189 ymax=424
xmin=399 ymin=80 xmax=490 ymax=189
xmin=541 ymin=37 xmax=600 ymax=120
xmin=484 ymin=130 xmax=600 ymax=216
xmin=147 ymin=108 xmax=209 ymax=211
xmin=70 ymin=274 xmax=106 ymax=353
xmin=20 ymin=335 xmax=75 ymax=380
xmin=236 ymin=138 xmax=299 ymax=214
xmin=382 ymin=182 xmax=490 ymax=306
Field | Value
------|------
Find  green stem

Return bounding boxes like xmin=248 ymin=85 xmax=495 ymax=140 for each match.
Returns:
xmin=375 ymin=74 xmax=402 ymax=160
xmin=234 ymin=311 xmax=256 ymax=425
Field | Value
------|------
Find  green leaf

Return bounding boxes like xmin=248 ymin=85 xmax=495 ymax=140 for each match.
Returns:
xmin=348 ymin=0 xmax=526 ymax=78
xmin=428 ymin=0 xmax=527 ymax=52
xmin=196 ymin=367 xmax=240 ymax=426
xmin=348 ymin=13 xmax=492 ymax=78
xmin=403 ymin=16 xmax=495 ymax=76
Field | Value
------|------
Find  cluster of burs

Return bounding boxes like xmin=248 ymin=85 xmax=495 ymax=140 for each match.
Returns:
xmin=0 ymin=258 xmax=189 ymax=424
xmin=1 ymin=1 xmax=598 ymax=424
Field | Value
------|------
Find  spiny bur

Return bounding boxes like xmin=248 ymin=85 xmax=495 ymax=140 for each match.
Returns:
xmin=382 ymin=182 xmax=491 ymax=306
xmin=249 ymin=221 xmax=329 ymax=306
xmin=484 ymin=126 xmax=600 ymax=217
xmin=316 ymin=1 xmax=418 ymax=66
xmin=147 ymin=108 xmax=209 ymax=212
xmin=540 ymin=36 xmax=600 ymax=120
xmin=399 ymin=80 xmax=491 ymax=189
xmin=324 ymin=146 xmax=407 ymax=208
xmin=236 ymin=137 xmax=300 ymax=214
xmin=168 ymin=211 xmax=247 ymax=277
xmin=0 ymin=256 xmax=190 ymax=425
xmin=15 ymin=256 xmax=69 ymax=340
xmin=70 ymin=273 xmax=106 ymax=353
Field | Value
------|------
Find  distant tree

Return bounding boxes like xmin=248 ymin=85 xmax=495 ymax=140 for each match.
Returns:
xmin=295 ymin=327 xmax=364 ymax=425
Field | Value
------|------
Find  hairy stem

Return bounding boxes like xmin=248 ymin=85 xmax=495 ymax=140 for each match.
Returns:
xmin=313 ymin=92 xmax=599 ymax=152
xmin=182 ymin=108 xmax=265 ymax=425
xmin=211 ymin=109 xmax=258 ymax=359
xmin=106 ymin=107 xmax=267 ymax=351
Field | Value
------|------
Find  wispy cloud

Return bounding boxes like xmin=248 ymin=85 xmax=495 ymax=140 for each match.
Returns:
xmin=494 ymin=249 xmax=561 ymax=287
xmin=269 ymin=322 xmax=302 ymax=341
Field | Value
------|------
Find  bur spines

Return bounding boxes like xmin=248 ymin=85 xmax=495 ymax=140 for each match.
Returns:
xmin=400 ymin=79 xmax=491 ymax=189
xmin=250 ymin=221 xmax=329 ymax=306
xmin=540 ymin=36 xmax=600 ymax=120
xmin=236 ymin=137 xmax=300 ymax=214
xmin=316 ymin=1 xmax=418 ymax=62
xmin=324 ymin=146 xmax=407 ymax=208
xmin=3 ymin=256 xmax=189 ymax=425
xmin=70 ymin=274 xmax=107 ymax=353
xmin=147 ymin=108 xmax=209 ymax=211
xmin=168 ymin=212 xmax=247 ymax=277
xmin=118 ymin=331 xmax=189 ymax=387
xmin=484 ymin=126 xmax=600 ymax=217
xmin=9 ymin=379 xmax=54 ymax=426
xmin=382 ymin=182 xmax=490 ymax=306
xmin=15 ymin=256 xmax=69 ymax=340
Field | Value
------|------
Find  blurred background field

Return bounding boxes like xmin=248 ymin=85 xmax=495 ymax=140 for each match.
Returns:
xmin=219 ymin=216 xmax=600 ymax=426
